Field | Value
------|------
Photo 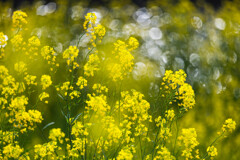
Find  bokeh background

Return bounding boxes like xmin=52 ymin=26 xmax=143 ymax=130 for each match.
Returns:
xmin=0 ymin=0 xmax=240 ymax=159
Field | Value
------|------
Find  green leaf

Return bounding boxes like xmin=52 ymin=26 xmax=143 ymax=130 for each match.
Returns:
xmin=61 ymin=109 xmax=68 ymax=121
xmin=42 ymin=122 xmax=55 ymax=130
xmin=71 ymin=112 xmax=82 ymax=124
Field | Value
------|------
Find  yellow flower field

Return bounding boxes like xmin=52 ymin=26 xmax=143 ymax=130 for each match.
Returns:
xmin=0 ymin=0 xmax=239 ymax=159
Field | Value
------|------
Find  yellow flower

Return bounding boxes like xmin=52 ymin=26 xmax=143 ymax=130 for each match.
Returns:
xmin=63 ymin=46 xmax=79 ymax=65
xmin=83 ymin=12 xmax=97 ymax=30
xmin=222 ymin=118 xmax=236 ymax=133
xmin=178 ymin=128 xmax=199 ymax=159
xmin=107 ymin=40 xmax=134 ymax=81
xmin=128 ymin=37 xmax=139 ymax=51
xmin=14 ymin=61 xmax=27 ymax=74
xmin=207 ymin=146 xmax=218 ymax=158
xmin=34 ymin=141 xmax=57 ymax=159
xmin=12 ymin=10 xmax=28 ymax=28
xmin=76 ymin=76 xmax=87 ymax=89
xmin=3 ymin=144 xmax=24 ymax=159
xmin=39 ymin=92 xmax=50 ymax=103
xmin=72 ymin=121 xmax=88 ymax=137
xmin=94 ymin=24 xmax=106 ymax=40
xmin=162 ymin=69 xmax=195 ymax=110
xmin=41 ymin=75 xmax=52 ymax=90
xmin=0 ymin=65 xmax=9 ymax=79
xmin=165 ymin=109 xmax=175 ymax=121
xmin=0 ymin=32 xmax=8 ymax=48
xmin=92 ymin=83 xmax=108 ymax=94
xmin=49 ymin=128 xmax=65 ymax=143
xmin=86 ymin=94 xmax=109 ymax=116
xmin=0 ymin=130 xmax=18 ymax=145
xmin=84 ymin=53 xmax=100 ymax=77
xmin=117 ymin=147 xmax=133 ymax=160
xmin=9 ymin=96 xmax=28 ymax=112
xmin=154 ymin=147 xmax=175 ymax=160
xmin=24 ymin=75 xmax=37 ymax=85
xmin=11 ymin=34 xmax=24 ymax=51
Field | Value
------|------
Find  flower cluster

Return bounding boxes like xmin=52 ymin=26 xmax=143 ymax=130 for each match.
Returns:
xmin=107 ymin=38 xmax=139 ymax=81
xmin=12 ymin=10 xmax=28 ymax=28
xmin=84 ymin=12 xmax=106 ymax=47
xmin=84 ymin=53 xmax=100 ymax=77
xmin=161 ymin=69 xmax=195 ymax=111
xmin=0 ymin=32 xmax=8 ymax=58
xmin=207 ymin=146 xmax=218 ymax=159
xmin=222 ymin=118 xmax=236 ymax=133
xmin=62 ymin=46 xmax=79 ymax=68
xmin=41 ymin=75 xmax=52 ymax=90
xmin=178 ymin=128 xmax=199 ymax=159
xmin=0 ymin=9 xmax=237 ymax=160
xmin=41 ymin=46 xmax=59 ymax=71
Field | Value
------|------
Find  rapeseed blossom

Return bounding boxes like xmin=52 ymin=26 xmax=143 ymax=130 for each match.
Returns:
xmin=222 ymin=118 xmax=236 ymax=133
xmin=14 ymin=61 xmax=27 ymax=74
xmin=117 ymin=147 xmax=133 ymax=160
xmin=207 ymin=146 xmax=218 ymax=159
xmin=154 ymin=147 xmax=175 ymax=160
xmin=84 ymin=53 xmax=100 ymax=76
xmin=83 ymin=12 xmax=97 ymax=30
xmin=162 ymin=69 xmax=195 ymax=110
xmin=178 ymin=128 xmax=199 ymax=159
xmin=12 ymin=10 xmax=28 ymax=28
xmin=0 ymin=32 xmax=8 ymax=48
xmin=0 ymin=32 xmax=8 ymax=58
xmin=49 ymin=128 xmax=65 ymax=143
xmin=0 ymin=9 xmax=237 ymax=160
xmin=2 ymin=144 xmax=24 ymax=159
xmin=62 ymin=46 xmax=79 ymax=65
xmin=41 ymin=75 xmax=52 ymax=90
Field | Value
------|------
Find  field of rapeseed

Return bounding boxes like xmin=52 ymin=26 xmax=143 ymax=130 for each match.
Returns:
xmin=0 ymin=0 xmax=239 ymax=159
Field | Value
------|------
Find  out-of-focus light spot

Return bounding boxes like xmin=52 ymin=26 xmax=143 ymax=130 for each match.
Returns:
xmin=78 ymin=34 xmax=91 ymax=47
xmin=149 ymin=82 xmax=160 ymax=97
xmin=134 ymin=8 xmax=152 ymax=27
xmin=173 ymin=57 xmax=185 ymax=69
xmin=37 ymin=5 xmax=46 ymax=16
xmin=214 ymin=18 xmax=226 ymax=30
xmin=47 ymin=3 xmax=56 ymax=13
xmin=151 ymin=16 xmax=162 ymax=27
xmin=36 ymin=2 xmax=56 ymax=16
xmin=162 ymin=13 xmax=171 ymax=25
xmin=189 ymin=53 xmax=200 ymax=67
xmin=31 ymin=28 xmax=42 ymax=38
xmin=149 ymin=27 xmax=162 ymax=40
xmin=213 ymin=68 xmax=220 ymax=80
xmin=123 ymin=23 xmax=138 ymax=36
xmin=54 ymin=43 xmax=62 ymax=53
xmin=7 ymin=8 xmax=12 ymax=17
xmin=216 ymin=82 xmax=223 ymax=94
xmin=133 ymin=62 xmax=147 ymax=80
xmin=232 ymin=52 xmax=237 ymax=63
xmin=187 ymin=66 xmax=199 ymax=80
xmin=109 ymin=20 xmax=120 ymax=30
xmin=71 ymin=6 xmax=83 ymax=21
xmin=155 ymin=66 xmax=165 ymax=78
xmin=191 ymin=16 xmax=202 ymax=29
